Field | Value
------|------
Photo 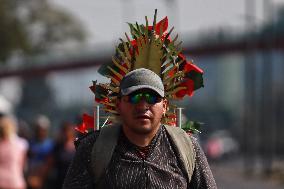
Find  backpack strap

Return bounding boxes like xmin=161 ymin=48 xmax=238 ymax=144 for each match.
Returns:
xmin=91 ymin=124 xmax=196 ymax=185
xmin=91 ymin=124 xmax=121 ymax=185
xmin=165 ymin=125 xmax=196 ymax=182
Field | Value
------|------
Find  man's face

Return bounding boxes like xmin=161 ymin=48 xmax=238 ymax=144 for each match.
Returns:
xmin=116 ymin=89 xmax=167 ymax=136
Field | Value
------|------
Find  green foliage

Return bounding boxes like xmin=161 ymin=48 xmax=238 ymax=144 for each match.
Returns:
xmin=0 ymin=0 xmax=29 ymax=61
xmin=0 ymin=0 xmax=86 ymax=63
xmin=182 ymin=120 xmax=202 ymax=134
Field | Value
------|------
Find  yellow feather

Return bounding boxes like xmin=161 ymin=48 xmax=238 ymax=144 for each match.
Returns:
xmin=100 ymin=101 xmax=116 ymax=107
xmin=134 ymin=37 xmax=163 ymax=75
xmin=112 ymin=56 xmax=128 ymax=73
xmin=107 ymin=66 xmax=123 ymax=80
xmin=107 ymin=86 xmax=119 ymax=93
xmin=103 ymin=108 xmax=118 ymax=114
xmin=110 ymin=75 xmax=120 ymax=86
xmin=122 ymin=41 xmax=132 ymax=67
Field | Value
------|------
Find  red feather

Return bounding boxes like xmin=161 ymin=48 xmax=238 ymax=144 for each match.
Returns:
xmin=75 ymin=113 xmax=95 ymax=134
xmin=148 ymin=16 xmax=168 ymax=35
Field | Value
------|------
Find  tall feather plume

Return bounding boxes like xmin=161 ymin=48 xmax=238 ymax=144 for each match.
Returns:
xmin=90 ymin=9 xmax=204 ymax=126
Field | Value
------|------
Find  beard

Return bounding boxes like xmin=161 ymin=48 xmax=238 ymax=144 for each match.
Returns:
xmin=119 ymin=107 xmax=164 ymax=137
xmin=124 ymin=115 xmax=162 ymax=136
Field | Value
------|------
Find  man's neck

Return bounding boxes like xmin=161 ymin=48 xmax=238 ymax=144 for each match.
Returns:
xmin=122 ymin=125 xmax=161 ymax=147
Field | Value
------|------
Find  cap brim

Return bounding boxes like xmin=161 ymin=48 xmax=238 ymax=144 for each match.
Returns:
xmin=120 ymin=85 xmax=164 ymax=97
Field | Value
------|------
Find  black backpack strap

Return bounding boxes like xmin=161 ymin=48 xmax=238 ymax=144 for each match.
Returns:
xmin=91 ymin=124 xmax=121 ymax=186
xmin=165 ymin=125 xmax=196 ymax=182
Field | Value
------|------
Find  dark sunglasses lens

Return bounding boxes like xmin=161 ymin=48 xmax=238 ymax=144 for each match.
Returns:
xmin=128 ymin=93 xmax=160 ymax=104
xmin=129 ymin=93 xmax=142 ymax=104
xmin=144 ymin=93 xmax=158 ymax=104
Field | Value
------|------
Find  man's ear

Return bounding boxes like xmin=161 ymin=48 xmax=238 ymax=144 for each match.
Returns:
xmin=162 ymin=99 xmax=168 ymax=114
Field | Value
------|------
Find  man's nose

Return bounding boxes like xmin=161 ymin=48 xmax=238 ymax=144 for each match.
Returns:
xmin=135 ymin=98 xmax=149 ymax=109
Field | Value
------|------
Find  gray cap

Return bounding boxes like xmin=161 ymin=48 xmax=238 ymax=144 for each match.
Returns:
xmin=120 ymin=68 xmax=164 ymax=97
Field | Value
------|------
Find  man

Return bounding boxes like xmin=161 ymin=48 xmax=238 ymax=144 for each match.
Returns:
xmin=63 ymin=68 xmax=217 ymax=189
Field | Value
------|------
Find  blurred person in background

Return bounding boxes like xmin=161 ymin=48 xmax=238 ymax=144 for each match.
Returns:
xmin=205 ymin=130 xmax=239 ymax=162
xmin=0 ymin=113 xmax=29 ymax=189
xmin=27 ymin=115 xmax=54 ymax=189
xmin=52 ymin=121 xmax=76 ymax=189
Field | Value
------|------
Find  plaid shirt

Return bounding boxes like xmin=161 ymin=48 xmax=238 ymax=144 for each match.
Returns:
xmin=63 ymin=125 xmax=217 ymax=189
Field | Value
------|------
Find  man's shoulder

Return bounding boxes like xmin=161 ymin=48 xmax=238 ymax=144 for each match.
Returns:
xmin=74 ymin=131 xmax=100 ymax=149
xmin=163 ymin=125 xmax=197 ymax=141
xmin=74 ymin=124 xmax=121 ymax=149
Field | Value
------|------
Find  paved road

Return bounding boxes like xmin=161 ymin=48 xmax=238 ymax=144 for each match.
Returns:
xmin=210 ymin=159 xmax=284 ymax=189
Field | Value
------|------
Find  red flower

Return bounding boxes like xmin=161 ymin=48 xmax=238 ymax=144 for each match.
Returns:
xmin=95 ymin=97 xmax=109 ymax=103
xmin=178 ymin=53 xmax=186 ymax=61
xmin=175 ymin=79 xmax=195 ymax=98
xmin=148 ymin=17 xmax=170 ymax=41
xmin=131 ymin=39 xmax=137 ymax=47
xmin=129 ymin=17 xmax=170 ymax=56
xmin=168 ymin=67 xmax=177 ymax=78
xmin=175 ymin=89 xmax=187 ymax=98
xmin=75 ymin=113 xmax=95 ymax=134
xmin=168 ymin=54 xmax=203 ymax=78
xmin=183 ymin=61 xmax=204 ymax=74
xmin=165 ymin=113 xmax=177 ymax=126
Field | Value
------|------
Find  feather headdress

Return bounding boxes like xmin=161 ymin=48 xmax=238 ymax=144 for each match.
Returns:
xmin=77 ymin=10 xmax=204 ymax=133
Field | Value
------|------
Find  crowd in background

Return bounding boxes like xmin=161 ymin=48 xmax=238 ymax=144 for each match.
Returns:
xmin=0 ymin=112 xmax=76 ymax=189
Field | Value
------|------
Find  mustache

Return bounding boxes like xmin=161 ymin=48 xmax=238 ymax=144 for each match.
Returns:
xmin=133 ymin=110 xmax=152 ymax=117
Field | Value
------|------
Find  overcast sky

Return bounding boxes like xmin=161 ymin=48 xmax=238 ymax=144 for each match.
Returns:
xmin=45 ymin=0 xmax=284 ymax=107
xmin=50 ymin=0 xmax=284 ymax=45
xmin=3 ymin=0 xmax=284 ymax=111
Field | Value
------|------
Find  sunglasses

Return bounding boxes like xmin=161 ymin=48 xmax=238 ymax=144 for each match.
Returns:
xmin=125 ymin=92 xmax=162 ymax=105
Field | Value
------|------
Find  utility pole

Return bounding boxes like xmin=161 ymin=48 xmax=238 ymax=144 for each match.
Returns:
xmin=260 ymin=0 xmax=275 ymax=176
xmin=243 ymin=0 xmax=257 ymax=176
